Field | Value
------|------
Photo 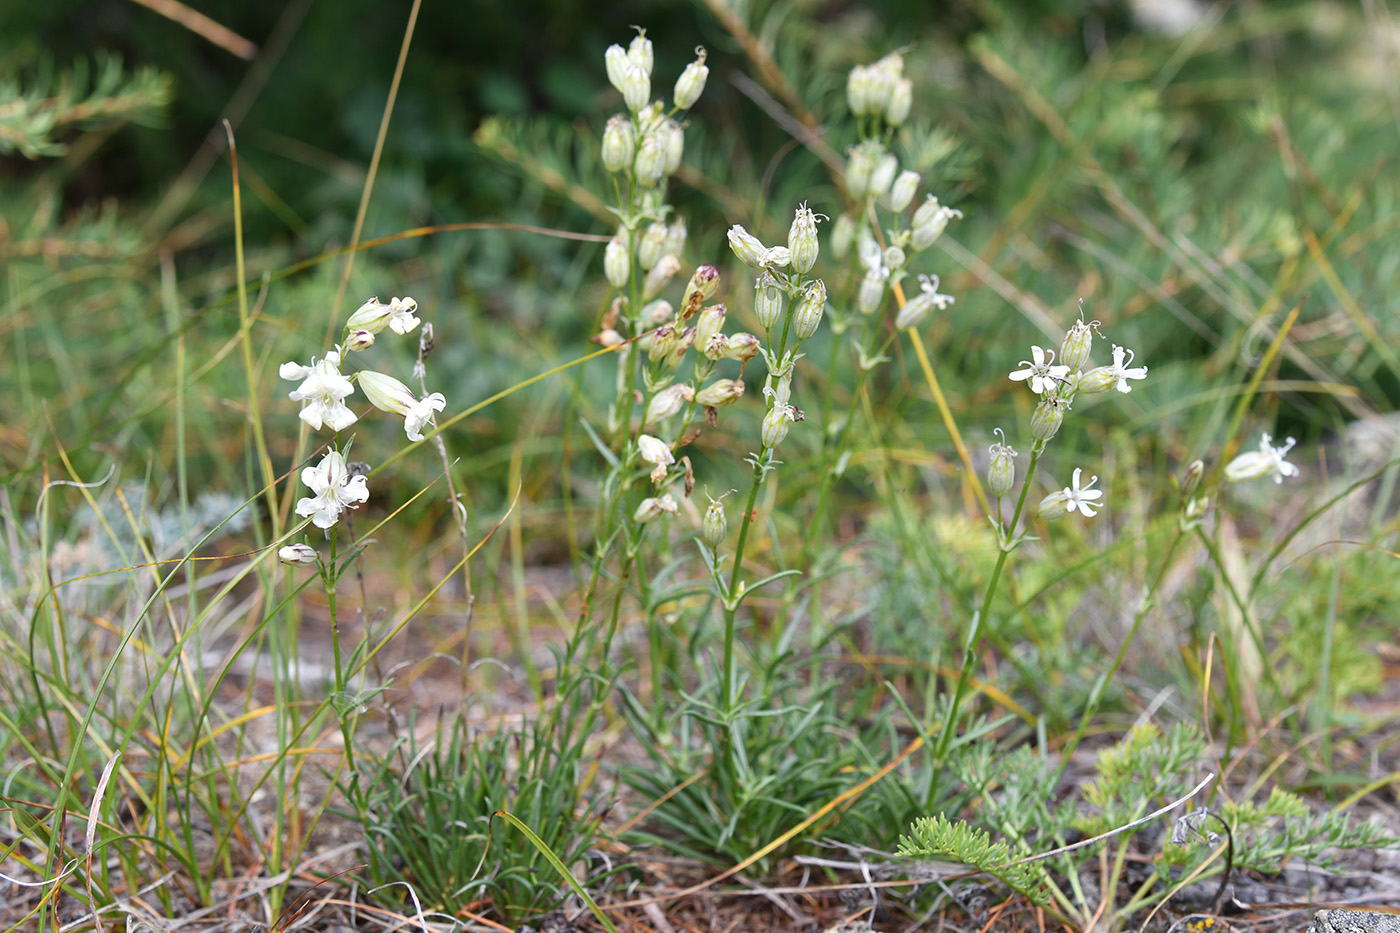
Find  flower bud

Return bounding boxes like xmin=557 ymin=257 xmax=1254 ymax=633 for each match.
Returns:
xmin=604 ymin=236 xmax=630 ymax=288
xmin=638 ymin=222 xmax=668 ymax=271
xmin=643 ymin=254 xmax=681 ymax=300
xmin=621 ymin=62 xmax=650 ymax=113
xmin=888 ymin=170 xmax=920 ymax=213
xmin=882 ymin=245 xmax=906 ymax=272
xmin=1179 ymin=459 xmax=1204 ymax=498
xmin=358 ymin=370 xmax=418 ymax=415
xmin=1029 ymin=395 xmax=1068 ymax=442
xmin=886 ymin=77 xmax=913 ymax=126
xmin=602 ymin=115 xmax=635 ymax=173
xmin=987 ymin=433 xmax=1017 ymax=499
xmin=753 ymin=271 xmax=784 ymax=329
xmin=647 ymin=325 xmax=679 ymax=363
xmin=666 ymin=326 xmax=696 ymax=370
xmin=793 ymin=279 xmax=826 ymax=340
xmin=831 ymin=214 xmax=855 ymax=260
xmin=664 ymin=217 xmax=687 ymax=259
xmin=681 ymin=265 xmax=720 ymax=318
xmin=694 ymin=303 xmax=726 ymax=349
xmin=1059 ymin=318 xmax=1096 ymax=373
xmin=278 ymin=543 xmax=319 ymax=565
xmin=642 ymin=299 xmax=674 ymax=326
xmin=643 ymin=384 xmax=694 ymax=425
xmin=727 ymin=224 xmax=767 ymax=269
xmin=787 ymin=203 xmax=821 ymax=275
xmin=858 ymin=266 xmax=888 ymax=315
xmin=634 ymin=133 xmax=665 ymax=187
xmin=869 ymin=53 xmax=903 ymax=116
xmin=604 ymin=45 xmax=630 ymax=95
xmin=627 ymin=31 xmax=653 ymax=77
xmin=761 ymin=402 xmax=799 ymax=449
xmin=659 ymin=120 xmax=684 ymax=175
xmin=634 ymin=493 xmax=678 ymax=524
xmin=673 ymin=48 xmax=709 ymax=109
xmin=847 ymin=64 xmax=875 ymax=116
xmin=845 ymin=147 xmax=873 ymax=198
xmin=697 ymin=378 xmax=745 ymax=407
xmin=344 ymin=328 xmax=376 ymax=352
xmin=868 ymin=152 xmax=898 ymax=198
xmin=722 ymin=332 xmax=761 ymax=362
xmin=1076 ymin=366 xmax=1117 ymax=395
xmin=419 ymin=321 xmax=435 ymax=358
xmin=702 ymin=497 xmax=726 ymax=549
xmin=1038 ymin=491 xmax=1072 ymax=520
xmin=911 ymin=197 xmax=963 ymax=250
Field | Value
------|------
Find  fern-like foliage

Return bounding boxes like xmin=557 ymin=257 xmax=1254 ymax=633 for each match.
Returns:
xmin=1222 ymin=788 xmax=1396 ymax=874
xmin=896 ymin=812 xmax=1050 ymax=905
xmin=0 ymin=54 xmax=171 ymax=158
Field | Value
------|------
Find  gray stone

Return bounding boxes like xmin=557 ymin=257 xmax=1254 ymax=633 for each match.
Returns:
xmin=1307 ymin=910 xmax=1400 ymax=933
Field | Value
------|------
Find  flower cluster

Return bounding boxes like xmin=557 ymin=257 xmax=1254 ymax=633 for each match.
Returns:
xmin=987 ymin=314 xmax=1149 ymax=527
xmin=279 ymin=295 xmax=447 ymax=536
xmin=828 ymin=52 xmax=963 ymax=336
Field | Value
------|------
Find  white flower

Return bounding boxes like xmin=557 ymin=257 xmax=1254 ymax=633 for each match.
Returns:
xmin=1225 ymin=433 xmax=1299 ymax=485
xmin=1009 ymin=346 xmax=1071 ymax=395
xmin=1039 ymin=467 xmax=1104 ymax=519
xmin=1104 ymin=344 xmax=1147 ymax=393
xmin=634 ymin=494 xmax=678 ymax=523
xmin=404 ymin=393 xmax=445 ymax=442
xmin=895 ymin=274 xmax=956 ymax=330
xmin=295 ymin=449 xmax=369 ymax=529
xmin=280 ymin=349 xmax=358 ymax=432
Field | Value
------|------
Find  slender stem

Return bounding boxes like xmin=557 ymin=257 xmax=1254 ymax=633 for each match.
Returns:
xmin=721 ymin=451 xmax=768 ymax=711
xmin=930 ymin=448 xmax=1041 ymax=781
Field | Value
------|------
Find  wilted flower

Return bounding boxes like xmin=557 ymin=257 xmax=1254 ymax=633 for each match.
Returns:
xmin=987 ymin=430 xmax=1017 ymax=499
xmin=673 ymin=48 xmax=709 ymax=109
xmin=1058 ymin=315 xmax=1098 ymax=373
xmin=634 ymin=493 xmax=678 ymax=523
xmin=643 ymin=384 xmax=694 ymax=425
xmin=727 ymin=224 xmax=767 ymax=269
xmin=280 ymin=349 xmax=357 ymax=433
xmin=1224 ymin=433 xmax=1299 ymax=485
xmin=295 ymin=448 xmax=370 ymax=530
xmin=1010 ymin=346 xmax=1071 ymax=396
xmin=721 ymin=332 xmax=762 ymax=362
xmin=1029 ymin=394 xmax=1069 ymax=442
xmin=788 ymin=202 xmax=821 ymax=275
xmin=696 ymin=378 xmax=746 ymax=407
xmin=754 ymin=271 xmax=785 ymax=329
xmin=793 ymin=279 xmax=827 ymax=339
xmin=702 ymin=494 xmax=727 ymax=549
xmin=637 ymin=433 xmax=675 ymax=484
xmin=1039 ymin=467 xmax=1104 ymax=519
xmin=278 ymin=543 xmax=319 ymax=565
xmin=681 ymin=264 xmax=720 ymax=318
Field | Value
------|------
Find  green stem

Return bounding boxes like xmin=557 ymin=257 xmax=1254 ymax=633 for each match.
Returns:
xmin=721 ymin=451 xmax=768 ymax=711
xmin=930 ymin=447 xmax=1041 ymax=788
